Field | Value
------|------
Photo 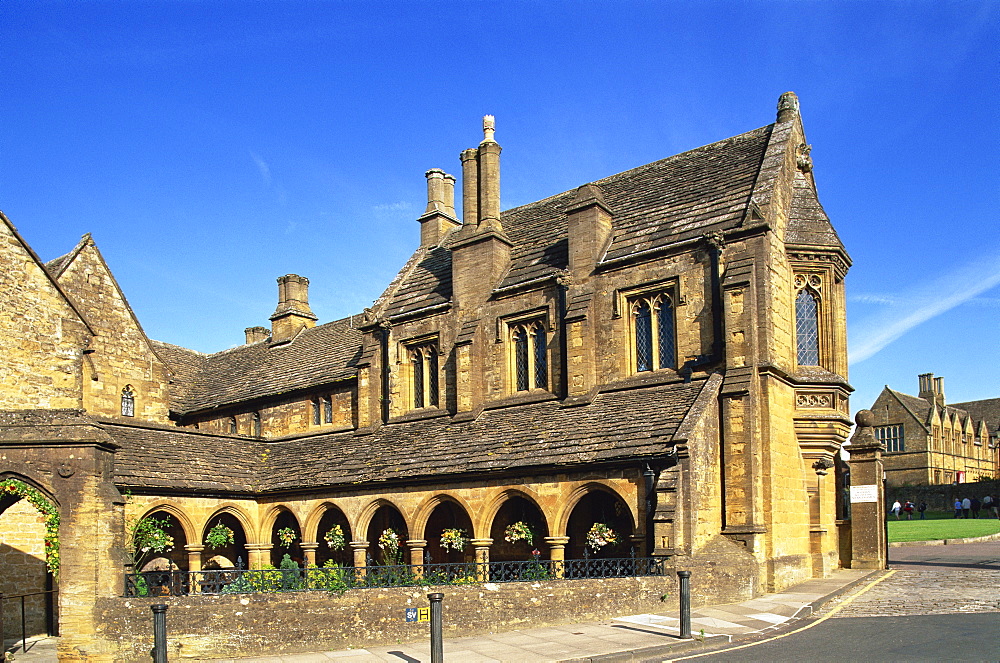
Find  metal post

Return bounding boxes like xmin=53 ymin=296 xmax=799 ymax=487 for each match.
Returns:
xmin=677 ymin=570 xmax=692 ymax=639
xmin=428 ymin=592 xmax=444 ymax=663
xmin=0 ymin=592 xmax=4 ymax=654
xmin=21 ymin=595 xmax=27 ymax=652
xmin=151 ymin=604 xmax=168 ymax=663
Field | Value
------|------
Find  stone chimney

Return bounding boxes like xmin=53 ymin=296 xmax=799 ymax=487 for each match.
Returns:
xmin=777 ymin=91 xmax=799 ymax=123
xmin=918 ymin=373 xmax=945 ymax=408
xmin=270 ymin=274 xmax=318 ymax=343
xmin=418 ymin=169 xmax=460 ymax=246
xmin=566 ymin=183 xmax=613 ymax=280
xmin=450 ymin=116 xmax=512 ymax=309
xmin=244 ymin=326 xmax=269 ymax=344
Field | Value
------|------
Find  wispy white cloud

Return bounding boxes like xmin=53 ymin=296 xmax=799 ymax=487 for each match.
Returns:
xmin=372 ymin=201 xmax=412 ymax=213
xmin=249 ymin=151 xmax=273 ymax=187
xmin=849 ymin=251 xmax=1000 ymax=365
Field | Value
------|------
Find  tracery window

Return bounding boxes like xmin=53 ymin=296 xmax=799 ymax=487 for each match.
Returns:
xmin=794 ymin=275 xmax=821 ymax=366
xmin=510 ymin=320 xmax=547 ymax=392
xmin=875 ymin=424 xmax=904 ymax=453
xmin=409 ymin=344 xmax=438 ymax=409
xmin=121 ymin=385 xmax=135 ymax=417
xmin=631 ymin=294 xmax=675 ymax=372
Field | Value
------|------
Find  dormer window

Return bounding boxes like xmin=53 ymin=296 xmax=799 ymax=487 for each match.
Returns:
xmin=408 ymin=343 xmax=438 ymax=409
xmin=631 ymin=294 xmax=675 ymax=372
xmin=511 ymin=320 xmax=547 ymax=392
xmin=121 ymin=385 xmax=135 ymax=417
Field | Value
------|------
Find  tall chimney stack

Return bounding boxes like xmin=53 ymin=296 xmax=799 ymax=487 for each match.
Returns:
xmin=460 ymin=148 xmax=479 ymax=226
xmin=418 ymin=169 xmax=460 ymax=246
xmin=477 ymin=115 xmax=502 ymax=233
xmin=270 ymin=274 xmax=318 ymax=343
xmin=918 ymin=373 xmax=945 ymax=408
xmin=245 ymin=326 xmax=269 ymax=344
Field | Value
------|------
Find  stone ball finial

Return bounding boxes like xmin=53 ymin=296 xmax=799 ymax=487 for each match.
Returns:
xmin=777 ymin=91 xmax=799 ymax=122
xmin=855 ymin=409 xmax=875 ymax=428
xmin=483 ymin=115 xmax=496 ymax=142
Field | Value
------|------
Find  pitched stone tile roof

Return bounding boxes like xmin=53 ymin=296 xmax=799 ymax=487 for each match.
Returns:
xmin=262 ymin=378 xmax=710 ymax=492
xmin=888 ymin=389 xmax=999 ymax=433
xmin=786 ymin=170 xmax=845 ymax=250
xmin=104 ymin=378 xmax=712 ymax=494
xmin=103 ymin=419 xmax=263 ymax=493
xmin=157 ymin=317 xmax=364 ymax=414
xmin=149 ymin=341 xmax=208 ymax=411
xmin=383 ymin=126 xmax=774 ymax=318
xmin=949 ymin=398 xmax=1000 ymax=433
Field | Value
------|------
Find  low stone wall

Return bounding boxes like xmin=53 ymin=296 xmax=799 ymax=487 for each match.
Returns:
xmin=97 ymin=575 xmax=678 ymax=660
xmin=887 ymin=480 xmax=1000 ymax=512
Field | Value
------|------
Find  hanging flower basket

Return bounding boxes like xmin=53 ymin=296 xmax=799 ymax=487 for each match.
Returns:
xmin=205 ymin=523 xmax=235 ymax=549
xmin=586 ymin=522 xmax=618 ymax=550
xmin=378 ymin=528 xmax=400 ymax=552
xmin=440 ymin=528 xmax=468 ymax=551
xmin=324 ymin=524 xmax=346 ymax=550
xmin=276 ymin=527 xmax=297 ymax=548
xmin=504 ymin=521 xmax=534 ymax=545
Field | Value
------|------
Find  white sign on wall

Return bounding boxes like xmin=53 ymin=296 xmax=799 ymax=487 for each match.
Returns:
xmin=850 ymin=484 xmax=879 ymax=503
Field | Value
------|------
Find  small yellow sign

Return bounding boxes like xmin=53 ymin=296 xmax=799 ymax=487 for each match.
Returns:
xmin=417 ymin=607 xmax=430 ymax=623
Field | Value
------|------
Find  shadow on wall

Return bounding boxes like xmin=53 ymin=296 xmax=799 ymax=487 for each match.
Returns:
xmin=1 ymin=498 xmax=50 ymax=640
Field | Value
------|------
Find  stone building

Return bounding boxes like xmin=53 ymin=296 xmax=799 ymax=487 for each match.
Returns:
xmin=1 ymin=93 xmax=854 ymax=659
xmin=869 ymin=373 xmax=1000 ymax=486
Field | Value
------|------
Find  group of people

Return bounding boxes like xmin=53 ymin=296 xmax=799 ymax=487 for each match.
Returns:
xmin=952 ymin=495 xmax=998 ymax=519
xmin=889 ymin=496 xmax=1000 ymax=520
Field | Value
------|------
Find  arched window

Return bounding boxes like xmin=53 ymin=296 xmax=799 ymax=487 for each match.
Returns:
xmin=229 ymin=416 xmax=238 ymax=435
xmin=795 ymin=288 xmax=820 ymax=366
xmin=408 ymin=344 xmax=438 ymax=409
xmin=121 ymin=385 xmax=135 ymax=417
xmin=631 ymin=294 xmax=675 ymax=372
xmin=510 ymin=320 xmax=547 ymax=392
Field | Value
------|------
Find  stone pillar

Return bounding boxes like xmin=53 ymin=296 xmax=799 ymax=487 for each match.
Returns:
xmin=350 ymin=541 xmax=369 ymax=577
xmin=845 ymin=410 xmax=887 ymax=570
xmin=244 ymin=543 xmax=272 ymax=570
xmin=544 ymin=536 xmax=570 ymax=578
xmin=184 ymin=544 xmax=204 ymax=574
xmin=407 ymin=539 xmax=427 ymax=579
xmin=300 ymin=542 xmax=319 ymax=568
xmin=470 ymin=538 xmax=492 ymax=581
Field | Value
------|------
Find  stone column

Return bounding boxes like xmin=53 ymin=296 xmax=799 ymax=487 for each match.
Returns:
xmin=407 ymin=539 xmax=427 ymax=579
xmin=470 ymin=538 xmax=492 ymax=581
xmin=350 ymin=541 xmax=369 ymax=578
xmin=300 ymin=542 xmax=319 ymax=568
xmin=244 ymin=543 xmax=272 ymax=570
xmin=184 ymin=544 xmax=204 ymax=574
xmin=544 ymin=536 xmax=570 ymax=578
xmin=845 ymin=410 xmax=887 ymax=570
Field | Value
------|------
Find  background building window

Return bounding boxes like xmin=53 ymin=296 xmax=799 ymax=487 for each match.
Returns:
xmin=409 ymin=344 xmax=438 ymax=408
xmin=323 ymin=395 xmax=333 ymax=424
xmin=511 ymin=320 xmax=547 ymax=392
xmin=631 ymin=294 xmax=675 ymax=372
xmin=795 ymin=288 xmax=820 ymax=366
xmin=253 ymin=411 xmax=262 ymax=438
xmin=875 ymin=424 xmax=904 ymax=453
xmin=229 ymin=416 xmax=238 ymax=435
xmin=121 ymin=385 xmax=135 ymax=417
xmin=312 ymin=398 xmax=321 ymax=425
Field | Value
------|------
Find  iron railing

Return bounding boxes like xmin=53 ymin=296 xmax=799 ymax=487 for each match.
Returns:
xmin=124 ymin=556 xmax=667 ymax=597
xmin=0 ymin=589 xmax=58 ymax=654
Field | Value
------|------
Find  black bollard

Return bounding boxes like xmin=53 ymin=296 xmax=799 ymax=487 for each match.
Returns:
xmin=428 ymin=592 xmax=444 ymax=663
xmin=151 ymin=604 xmax=168 ymax=663
xmin=677 ymin=570 xmax=692 ymax=639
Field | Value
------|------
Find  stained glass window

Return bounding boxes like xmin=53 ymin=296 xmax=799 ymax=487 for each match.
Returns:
xmin=634 ymin=301 xmax=653 ymax=372
xmin=121 ymin=386 xmax=135 ymax=417
xmin=509 ymin=321 xmax=547 ymax=393
xmin=514 ymin=328 xmax=529 ymax=392
xmin=795 ymin=288 xmax=820 ymax=366
xmin=656 ymin=298 xmax=676 ymax=369
xmin=412 ymin=351 xmax=425 ymax=408
xmin=533 ymin=324 xmax=547 ymax=389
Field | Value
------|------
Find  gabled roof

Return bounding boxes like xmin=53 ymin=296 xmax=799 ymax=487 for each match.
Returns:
xmin=950 ymin=397 xmax=1000 ymax=434
xmin=107 ymin=376 xmax=715 ymax=494
xmin=164 ymin=316 xmax=364 ymax=414
xmin=786 ymin=170 xmax=846 ymax=251
xmin=383 ymin=125 xmax=775 ymax=318
xmin=883 ymin=388 xmax=1000 ymax=435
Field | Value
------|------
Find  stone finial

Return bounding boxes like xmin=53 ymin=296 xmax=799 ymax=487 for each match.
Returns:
xmin=483 ymin=115 xmax=496 ymax=143
xmin=777 ymin=91 xmax=799 ymax=122
xmin=855 ymin=409 xmax=875 ymax=429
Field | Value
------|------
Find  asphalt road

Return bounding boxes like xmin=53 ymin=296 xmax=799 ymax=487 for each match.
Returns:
xmin=665 ymin=540 xmax=1000 ymax=662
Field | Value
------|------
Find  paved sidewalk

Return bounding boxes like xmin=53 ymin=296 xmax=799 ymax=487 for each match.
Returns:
xmin=205 ymin=568 xmax=874 ymax=663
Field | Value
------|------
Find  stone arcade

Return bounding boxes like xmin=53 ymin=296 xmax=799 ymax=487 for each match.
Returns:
xmin=1 ymin=93 xmax=854 ymax=660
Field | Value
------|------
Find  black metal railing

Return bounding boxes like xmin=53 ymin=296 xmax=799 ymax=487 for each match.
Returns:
xmin=0 ymin=589 xmax=59 ymax=654
xmin=123 ymin=556 xmax=667 ymax=597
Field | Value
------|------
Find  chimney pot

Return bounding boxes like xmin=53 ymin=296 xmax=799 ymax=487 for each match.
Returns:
xmin=245 ymin=326 xmax=269 ymax=344
xmin=270 ymin=274 xmax=317 ymax=343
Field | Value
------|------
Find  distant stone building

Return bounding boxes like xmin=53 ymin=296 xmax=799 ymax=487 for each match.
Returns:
xmin=1 ymin=93 xmax=855 ymax=658
xmin=869 ymin=374 xmax=1000 ymax=486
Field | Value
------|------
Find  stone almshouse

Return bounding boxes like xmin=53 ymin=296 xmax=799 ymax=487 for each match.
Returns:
xmin=1 ymin=93 xmax=855 ymax=659
xmin=869 ymin=373 xmax=1000 ymax=486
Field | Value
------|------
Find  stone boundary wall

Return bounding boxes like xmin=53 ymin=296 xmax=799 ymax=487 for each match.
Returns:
xmin=97 ymin=576 xmax=677 ymax=660
xmin=887 ymin=480 xmax=1000 ymax=512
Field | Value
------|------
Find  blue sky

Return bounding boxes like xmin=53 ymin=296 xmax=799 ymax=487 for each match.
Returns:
xmin=2 ymin=1 xmax=998 ymax=414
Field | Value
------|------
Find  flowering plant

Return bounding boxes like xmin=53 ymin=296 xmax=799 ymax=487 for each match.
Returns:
xmin=504 ymin=521 xmax=534 ymax=545
xmin=379 ymin=528 xmax=401 ymax=565
xmin=0 ymin=479 xmax=60 ymax=578
xmin=586 ymin=522 xmax=618 ymax=550
xmin=440 ymin=528 xmax=468 ymax=551
xmin=205 ymin=523 xmax=235 ymax=549
xmin=276 ymin=527 xmax=297 ymax=548
xmin=324 ymin=524 xmax=346 ymax=550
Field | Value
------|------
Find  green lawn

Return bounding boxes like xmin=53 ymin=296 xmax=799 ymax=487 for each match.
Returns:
xmin=887 ymin=511 xmax=1000 ymax=543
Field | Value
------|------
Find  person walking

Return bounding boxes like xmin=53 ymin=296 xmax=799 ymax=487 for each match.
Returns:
xmin=903 ymin=501 xmax=915 ymax=520
xmin=954 ymin=499 xmax=963 ymax=518
xmin=983 ymin=494 xmax=996 ymax=519
xmin=917 ymin=501 xmax=927 ymax=519
xmin=891 ymin=500 xmax=902 ymax=520
xmin=971 ymin=496 xmax=981 ymax=519
xmin=962 ymin=497 xmax=972 ymax=518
